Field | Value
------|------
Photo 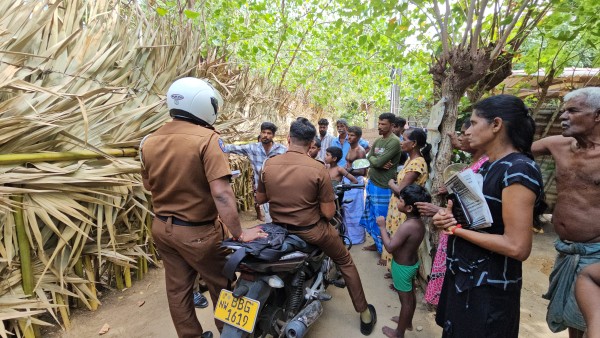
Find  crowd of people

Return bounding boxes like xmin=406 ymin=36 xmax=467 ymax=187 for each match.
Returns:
xmin=140 ymin=76 xmax=600 ymax=338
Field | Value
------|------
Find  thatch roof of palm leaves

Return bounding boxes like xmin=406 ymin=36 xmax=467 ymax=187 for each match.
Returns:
xmin=0 ymin=1 xmax=319 ymax=336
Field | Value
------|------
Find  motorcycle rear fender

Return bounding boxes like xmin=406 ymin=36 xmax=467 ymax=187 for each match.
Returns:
xmin=221 ymin=278 xmax=272 ymax=338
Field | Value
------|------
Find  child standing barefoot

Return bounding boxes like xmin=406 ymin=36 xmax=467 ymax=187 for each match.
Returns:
xmin=376 ymin=184 xmax=431 ymax=338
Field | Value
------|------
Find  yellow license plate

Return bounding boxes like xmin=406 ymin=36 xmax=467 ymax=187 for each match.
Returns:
xmin=214 ymin=289 xmax=260 ymax=333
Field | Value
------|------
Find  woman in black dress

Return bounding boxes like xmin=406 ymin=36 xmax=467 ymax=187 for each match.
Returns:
xmin=433 ymin=95 xmax=546 ymax=338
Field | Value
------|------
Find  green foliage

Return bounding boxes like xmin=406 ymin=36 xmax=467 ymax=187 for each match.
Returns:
xmin=146 ymin=0 xmax=598 ymax=123
xmin=147 ymin=0 xmax=431 ymax=121
xmin=516 ymin=0 xmax=600 ymax=77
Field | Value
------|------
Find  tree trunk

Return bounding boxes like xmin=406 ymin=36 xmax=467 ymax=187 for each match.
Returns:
xmin=430 ymin=85 xmax=463 ymax=205
xmin=418 ymin=79 xmax=464 ymax=292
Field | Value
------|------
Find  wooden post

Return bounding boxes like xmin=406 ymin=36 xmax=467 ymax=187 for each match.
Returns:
xmin=83 ymin=256 xmax=98 ymax=311
xmin=13 ymin=194 xmax=34 ymax=296
xmin=55 ymin=293 xmax=72 ymax=329
xmin=114 ymin=264 xmax=124 ymax=290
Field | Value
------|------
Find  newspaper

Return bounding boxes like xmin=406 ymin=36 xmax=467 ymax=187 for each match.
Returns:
xmin=444 ymin=168 xmax=493 ymax=230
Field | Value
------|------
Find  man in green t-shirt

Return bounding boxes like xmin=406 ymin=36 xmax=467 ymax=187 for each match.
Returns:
xmin=360 ymin=113 xmax=401 ymax=253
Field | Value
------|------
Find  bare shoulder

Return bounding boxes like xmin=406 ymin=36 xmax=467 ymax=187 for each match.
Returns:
xmin=359 ymin=145 xmax=367 ymax=155
xmin=399 ymin=219 xmax=425 ymax=237
xmin=534 ymin=135 xmax=575 ymax=156
xmin=540 ymin=135 xmax=573 ymax=148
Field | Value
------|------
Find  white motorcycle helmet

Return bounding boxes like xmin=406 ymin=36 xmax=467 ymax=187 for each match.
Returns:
xmin=166 ymin=77 xmax=223 ymax=126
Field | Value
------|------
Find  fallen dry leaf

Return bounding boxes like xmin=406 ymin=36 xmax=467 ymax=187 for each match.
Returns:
xmin=99 ymin=323 xmax=110 ymax=335
xmin=137 ymin=300 xmax=145 ymax=307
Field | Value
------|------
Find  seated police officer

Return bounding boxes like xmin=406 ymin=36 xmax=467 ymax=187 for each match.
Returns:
xmin=256 ymin=117 xmax=377 ymax=335
xmin=140 ymin=77 xmax=266 ymax=338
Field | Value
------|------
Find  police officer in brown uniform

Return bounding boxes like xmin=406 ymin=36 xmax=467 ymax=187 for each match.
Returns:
xmin=141 ymin=77 xmax=267 ymax=338
xmin=256 ymin=117 xmax=377 ymax=335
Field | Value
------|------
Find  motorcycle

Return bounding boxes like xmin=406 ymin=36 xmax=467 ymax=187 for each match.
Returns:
xmin=216 ymin=169 xmax=367 ymax=338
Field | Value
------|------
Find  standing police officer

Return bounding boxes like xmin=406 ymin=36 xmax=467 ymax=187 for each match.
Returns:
xmin=141 ymin=77 xmax=266 ymax=338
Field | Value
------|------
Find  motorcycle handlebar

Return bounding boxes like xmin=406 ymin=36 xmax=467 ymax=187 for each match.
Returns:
xmin=334 ymin=183 xmax=365 ymax=192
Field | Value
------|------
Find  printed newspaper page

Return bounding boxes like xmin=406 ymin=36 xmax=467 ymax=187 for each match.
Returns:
xmin=444 ymin=169 xmax=493 ymax=229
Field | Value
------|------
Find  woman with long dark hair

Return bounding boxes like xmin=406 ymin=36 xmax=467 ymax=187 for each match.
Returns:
xmin=433 ymin=95 xmax=546 ymax=337
xmin=420 ymin=119 xmax=489 ymax=307
xmin=381 ymin=128 xmax=431 ymax=270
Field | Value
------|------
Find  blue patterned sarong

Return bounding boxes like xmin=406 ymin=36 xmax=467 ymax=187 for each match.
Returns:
xmin=359 ymin=180 xmax=392 ymax=253
xmin=342 ymin=176 xmax=365 ymax=244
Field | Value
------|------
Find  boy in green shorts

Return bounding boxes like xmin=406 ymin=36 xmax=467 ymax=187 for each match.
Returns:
xmin=376 ymin=184 xmax=431 ymax=338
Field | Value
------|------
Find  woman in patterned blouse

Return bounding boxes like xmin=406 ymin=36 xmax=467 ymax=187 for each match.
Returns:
xmin=381 ymin=128 xmax=432 ymax=271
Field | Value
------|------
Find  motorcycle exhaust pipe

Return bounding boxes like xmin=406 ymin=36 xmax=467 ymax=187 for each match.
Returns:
xmin=284 ymin=300 xmax=323 ymax=338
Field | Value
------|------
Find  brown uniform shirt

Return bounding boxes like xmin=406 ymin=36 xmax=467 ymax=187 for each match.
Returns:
xmin=141 ymin=120 xmax=231 ymax=222
xmin=257 ymin=149 xmax=336 ymax=226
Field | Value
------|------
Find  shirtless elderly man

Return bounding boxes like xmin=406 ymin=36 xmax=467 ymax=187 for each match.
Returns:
xmin=533 ymin=87 xmax=600 ymax=338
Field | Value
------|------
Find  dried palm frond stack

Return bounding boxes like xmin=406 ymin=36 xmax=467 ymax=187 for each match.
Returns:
xmin=0 ymin=1 xmax=320 ymax=336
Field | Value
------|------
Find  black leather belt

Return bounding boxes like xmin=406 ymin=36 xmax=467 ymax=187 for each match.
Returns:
xmin=279 ymin=222 xmax=318 ymax=231
xmin=156 ymin=215 xmax=214 ymax=227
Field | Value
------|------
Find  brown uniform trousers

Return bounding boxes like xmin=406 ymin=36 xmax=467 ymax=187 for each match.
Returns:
xmin=289 ymin=219 xmax=368 ymax=313
xmin=152 ymin=216 xmax=230 ymax=338
xmin=259 ymin=150 xmax=369 ymax=314
xmin=141 ymin=120 xmax=233 ymax=337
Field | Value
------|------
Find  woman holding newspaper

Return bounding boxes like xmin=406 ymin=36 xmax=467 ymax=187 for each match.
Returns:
xmin=419 ymin=120 xmax=489 ymax=307
xmin=432 ymin=94 xmax=546 ymax=338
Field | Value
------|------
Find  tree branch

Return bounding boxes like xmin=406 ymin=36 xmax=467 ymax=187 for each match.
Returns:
xmin=277 ymin=0 xmax=331 ymax=89
xmin=471 ymin=0 xmax=489 ymax=52
xmin=461 ymin=0 xmax=477 ymax=48
xmin=491 ymin=0 xmax=530 ymax=59
xmin=432 ymin=0 xmax=450 ymax=55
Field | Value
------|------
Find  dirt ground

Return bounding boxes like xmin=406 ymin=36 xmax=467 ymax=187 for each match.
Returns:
xmin=44 ymin=211 xmax=567 ymax=338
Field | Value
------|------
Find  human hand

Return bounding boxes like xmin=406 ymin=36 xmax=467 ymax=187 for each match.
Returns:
xmin=239 ymin=227 xmax=269 ymax=242
xmin=376 ymin=216 xmax=386 ymax=229
xmin=388 ymin=179 xmax=397 ymax=188
xmin=382 ymin=160 xmax=393 ymax=170
xmin=415 ymin=202 xmax=443 ymax=217
xmin=432 ymin=200 xmax=457 ymax=231
xmin=447 ymin=131 xmax=461 ymax=149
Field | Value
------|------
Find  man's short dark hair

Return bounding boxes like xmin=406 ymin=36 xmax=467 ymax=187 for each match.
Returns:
xmin=313 ymin=137 xmax=321 ymax=148
xmin=395 ymin=117 xmax=407 ymax=128
xmin=326 ymin=146 xmax=343 ymax=163
xmin=289 ymin=117 xmax=316 ymax=146
xmin=335 ymin=118 xmax=349 ymax=127
xmin=318 ymin=118 xmax=329 ymax=126
xmin=379 ymin=112 xmax=396 ymax=123
xmin=347 ymin=126 xmax=363 ymax=138
xmin=260 ymin=122 xmax=278 ymax=134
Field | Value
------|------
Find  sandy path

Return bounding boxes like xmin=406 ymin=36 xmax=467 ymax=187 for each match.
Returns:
xmin=44 ymin=212 xmax=567 ymax=338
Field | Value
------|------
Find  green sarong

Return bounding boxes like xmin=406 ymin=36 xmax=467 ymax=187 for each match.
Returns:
xmin=543 ymin=240 xmax=600 ymax=332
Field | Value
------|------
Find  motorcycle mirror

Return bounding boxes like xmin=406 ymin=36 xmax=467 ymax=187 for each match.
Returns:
xmin=352 ymin=159 xmax=370 ymax=170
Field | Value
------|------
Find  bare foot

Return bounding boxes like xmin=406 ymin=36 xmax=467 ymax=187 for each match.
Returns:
xmin=390 ymin=316 xmax=413 ymax=331
xmin=382 ymin=326 xmax=401 ymax=338
xmin=377 ymin=259 xmax=387 ymax=266
xmin=384 ymin=272 xmax=392 ymax=279
xmin=363 ymin=244 xmax=377 ymax=251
